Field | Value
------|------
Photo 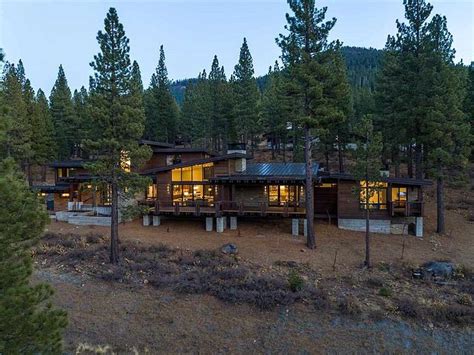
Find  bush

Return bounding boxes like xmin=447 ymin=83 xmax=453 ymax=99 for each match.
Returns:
xmin=367 ymin=277 xmax=385 ymax=288
xmin=85 ymin=233 xmax=103 ymax=244
xmin=457 ymin=294 xmax=473 ymax=306
xmin=428 ymin=304 xmax=474 ymax=325
xmin=100 ymin=267 xmax=125 ymax=282
xmin=174 ymin=271 xmax=210 ymax=294
xmin=397 ymin=297 xmax=422 ymax=318
xmin=378 ymin=287 xmax=392 ymax=298
xmin=288 ymin=270 xmax=305 ymax=292
xmin=337 ymin=295 xmax=361 ymax=316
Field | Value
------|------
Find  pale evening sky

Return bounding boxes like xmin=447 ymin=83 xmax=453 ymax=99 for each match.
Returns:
xmin=1 ymin=0 xmax=473 ymax=94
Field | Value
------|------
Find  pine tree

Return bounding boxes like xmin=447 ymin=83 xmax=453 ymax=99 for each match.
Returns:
xmin=144 ymin=45 xmax=179 ymax=143
xmin=72 ymin=86 xmax=89 ymax=156
xmin=233 ymin=38 xmax=260 ymax=148
xmin=49 ymin=65 xmax=76 ymax=159
xmin=33 ymin=89 xmax=57 ymax=166
xmin=0 ymin=159 xmax=67 ymax=353
xmin=351 ymin=116 xmax=383 ymax=268
xmin=0 ymin=64 xmax=32 ymax=164
xmin=277 ymin=0 xmax=349 ymax=248
xmin=85 ymin=7 xmax=152 ymax=263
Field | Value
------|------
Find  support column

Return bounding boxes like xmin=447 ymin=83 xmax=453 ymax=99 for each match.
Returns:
xmin=142 ymin=214 xmax=150 ymax=226
xmin=223 ymin=216 xmax=227 ymax=230
xmin=216 ymin=217 xmax=224 ymax=233
xmin=230 ymin=216 xmax=238 ymax=230
xmin=416 ymin=217 xmax=423 ymax=238
xmin=292 ymin=218 xmax=299 ymax=236
xmin=205 ymin=217 xmax=213 ymax=232
xmin=303 ymin=219 xmax=308 ymax=238
xmin=152 ymin=215 xmax=161 ymax=226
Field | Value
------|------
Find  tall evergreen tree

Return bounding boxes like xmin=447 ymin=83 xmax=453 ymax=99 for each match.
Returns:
xmin=85 ymin=7 xmax=151 ymax=263
xmin=351 ymin=116 xmax=383 ymax=268
xmin=377 ymin=0 xmax=471 ymax=233
xmin=49 ymin=65 xmax=76 ymax=159
xmin=277 ymin=0 xmax=349 ymax=248
xmin=233 ymin=38 xmax=260 ymax=148
xmin=72 ymin=86 xmax=89 ymax=156
xmin=0 ymin=159 xmax=67 ymax=353
xmin=144 ymin=45 xmax=179 ymax=143
xmin=0 ymin=64 xmax=32 ymax=164
xmin=33 ymin=89 xmax=57 ymax=166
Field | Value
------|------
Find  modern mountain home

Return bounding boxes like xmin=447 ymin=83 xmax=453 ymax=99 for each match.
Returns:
xmin=34 ymin=142 xmax=430 ymax=236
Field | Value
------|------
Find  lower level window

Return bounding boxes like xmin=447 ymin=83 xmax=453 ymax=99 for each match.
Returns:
xmin=172 ymin=184 xmax=214 ymax=205
xmin=267 ymin=185 xmax=298 ymax=206
xmin=360 ymin=181 xmax=387 ymax=210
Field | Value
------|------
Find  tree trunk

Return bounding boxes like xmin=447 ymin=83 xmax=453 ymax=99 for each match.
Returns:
xmin=110 ymin=181 xmax=120 ymax=264
xmin=415 ymin=143 xmax=423 ymax=180
xmin=436 ymin=175 xmax=445 ymax=234
xmin=407 ymin=144 xmax=413 ymax=178
xmin=325 ymin=149 xmax=329 ymax=173
xmin=304 ymin=125 xmax=315 ymax=249
xmin=365 ymin=180 xmax=371 ymax=268
xmin=393 ymin=149 xmax=400 ymax=178
xmin=337 ymin=140 xmax=344 ymax=173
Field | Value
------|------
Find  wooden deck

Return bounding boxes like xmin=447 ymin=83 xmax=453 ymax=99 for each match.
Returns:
xmin=139 ymin=200 xmax=308 ymax=217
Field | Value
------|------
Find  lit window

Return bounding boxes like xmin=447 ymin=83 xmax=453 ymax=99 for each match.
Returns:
xmin=192 ymin=165 xmax=203 ymax=181
xmin=172 ymin=185 xmax=182 ymax=202
xmin=269 ymin=186 xmax=279 ymax=204
xmin=182 ymin=167 xmax=192 ymax=181
xmin=147 ymin=184 xmax=157 ymax=199
xmin=172 ymin=169 xmax=181 ymax=182
xmin=392 ymin=187 xmax=407 ymax=208
xmin=121 ymin=151 xmax=131 ymax=172
xmin=61 ymin=193 xmax=70 ymax=198
xmin=360 ymin=181 xmax=388 ymax=210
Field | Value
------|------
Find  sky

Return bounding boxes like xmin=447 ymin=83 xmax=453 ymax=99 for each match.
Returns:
xmin=1 ymin=0 xmax=473 ymax=94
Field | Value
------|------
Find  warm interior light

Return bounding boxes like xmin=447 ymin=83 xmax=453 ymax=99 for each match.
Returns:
xmin=61 ymin=193 xmax=70 ymax=198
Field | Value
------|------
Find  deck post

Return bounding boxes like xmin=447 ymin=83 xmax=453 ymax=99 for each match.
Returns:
xmin=152 ymin=215 xmax=161 ymax=226
xmin=216 ymin=217 xmax=224 ymax=233
xmin=205 ymin=217 xmax=213 ymax=232
xmin=303 ymin=219 xmax=308 ymax=237
xmin=230 ymin=216 xmax=238 ymax=230
xmin=416 ymin=217 xmax=423 ymax=237
xmin=223 ymin=216 xmax=227 ymax=230
xmin=292 ymin=218 xmax=299 ymax=236
xmin=142 ymin=214 xmax=150 ymax=226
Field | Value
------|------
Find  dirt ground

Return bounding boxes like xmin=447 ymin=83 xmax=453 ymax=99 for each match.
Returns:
xmin=36 ymin=186 xmax=473 ymax=353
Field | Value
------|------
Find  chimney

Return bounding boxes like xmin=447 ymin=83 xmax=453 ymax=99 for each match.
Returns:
xmin=227 ymin=143 xmax=247 ymax=173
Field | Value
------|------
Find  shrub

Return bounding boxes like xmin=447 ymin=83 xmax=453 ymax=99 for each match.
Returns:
xmin=457 ymin=294 xmax=473 ymax=306
xmin=148 ymin=243 xmax=173 ymax=256
xmin=85 ymin=233 xmax=102 ymax=244
xmin=308 ymin=287 xmax=330 ymax=310
xmin=428 ymin=304 xmax=474 ymax=325
xmin=100 ymin=267 xmax=125 ymax=282
xmin=174 ymin=271 xmax=210 ymax=294
xmin=288 ymin=270 xmax=305 ymax=292
xmin=337 ymin=295 xmax=361 ymax=316
xmin=378 ymin=287 xmax=392 ymax=298
xmin=397 ymin=297 xmax=422 ymax=318
xmin=367 ymin=277 xmax=385 ymax=288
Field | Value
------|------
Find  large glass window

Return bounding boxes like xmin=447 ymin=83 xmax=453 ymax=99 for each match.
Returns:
xmin=182 ymin=185 xmax=193 ymax=204
xmin=392 ymin=187 xmax=407 ymax=208
xmin=172 ymin=163 xmax=214 ymax=182
xmin=146 ymin=184 xmax=157 ymax=199
xmin=268 ymin=185 xmax=297 ymax=206
xmin=172 ymin=185 xmax=182 ymax=202
xmin=360 ymin=181 xmax=388 ymax=210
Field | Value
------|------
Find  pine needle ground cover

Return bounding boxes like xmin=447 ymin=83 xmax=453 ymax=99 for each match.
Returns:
xmin=35 ymin=232 xmax=473 ymax=326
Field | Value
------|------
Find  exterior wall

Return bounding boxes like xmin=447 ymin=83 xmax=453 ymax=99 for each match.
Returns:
xmin=338 ymin=218 xmax=391 ymax=234
xmin=337 ymin=180 xmax=390 ymax=220
xmin=233 ymin=185 xmax=266 ymax=204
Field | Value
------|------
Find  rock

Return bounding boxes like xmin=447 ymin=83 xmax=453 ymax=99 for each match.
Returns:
xmin=420 ymin=261 xmax=455 ymax=280
xmin=221 ymin=243 xmax=238 ymax=255
xmin=300 ymin=249 xmax=305 ymax=253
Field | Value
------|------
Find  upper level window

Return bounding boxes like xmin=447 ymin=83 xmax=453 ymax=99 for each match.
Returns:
xmin=360 ymin=181 xmax=387 ymax=210
xmin=171 ymin=163 xmax=214 ymax=182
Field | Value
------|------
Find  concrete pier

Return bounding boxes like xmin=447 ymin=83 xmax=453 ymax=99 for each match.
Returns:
xmin=303 ymin=219 xmax=308 ymax=237
xmin=142 ymin=215 xmax=150 ymax=226
xmin=416 ymin=217 xmax=423 ymax=237
xmin=152 ymin=215 xmax=161 ymax=226
xmin=216 ymin=217 xmax=224 ymax=233
xmin=292 ymin=218 xmax=299 ymax=236
xmin=205 ymin=217 xmax=213 ymax=232
xmin=230 ymin=216 xmax=238 ymax=230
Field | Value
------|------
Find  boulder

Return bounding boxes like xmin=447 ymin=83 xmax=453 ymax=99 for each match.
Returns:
xmin=420 ymin=261 xmax=455 ymax=280
xmin=221 ymin=243 xmax=238 ymax=255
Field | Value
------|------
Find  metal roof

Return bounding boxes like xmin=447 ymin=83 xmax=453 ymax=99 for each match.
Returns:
xmin=242 ymin=163 xmax=319 ymax=177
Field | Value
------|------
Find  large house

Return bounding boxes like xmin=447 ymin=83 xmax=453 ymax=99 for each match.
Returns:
xmin=34 ymin=142 xmax=430 ymax=236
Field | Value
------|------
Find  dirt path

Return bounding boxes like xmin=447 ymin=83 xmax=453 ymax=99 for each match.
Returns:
xmin=35 ymin=268 xmax=473 ymax=354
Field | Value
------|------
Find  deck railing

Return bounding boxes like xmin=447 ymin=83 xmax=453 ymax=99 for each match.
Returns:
xmin=139 ymin=199 xmax=306 ymax=217
xmin=388 ymin=201 xmax=423 ymax=217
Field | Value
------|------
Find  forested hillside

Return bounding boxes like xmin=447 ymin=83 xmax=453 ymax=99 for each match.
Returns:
xmin=170 ymin=46 xmax=382 ymax=104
